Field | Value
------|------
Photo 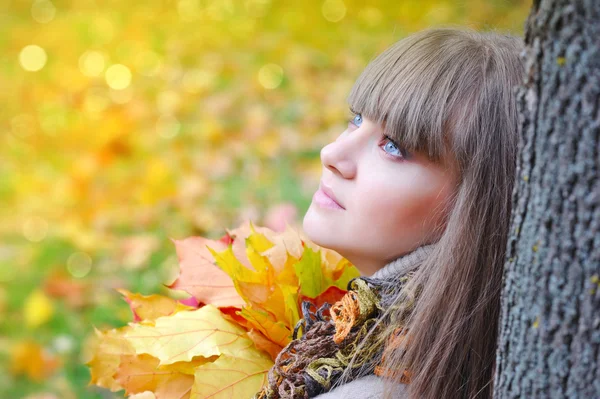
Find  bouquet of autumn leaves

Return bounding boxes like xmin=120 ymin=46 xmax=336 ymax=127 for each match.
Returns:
xmin=85 ymin=221 xmax=360 ymax=398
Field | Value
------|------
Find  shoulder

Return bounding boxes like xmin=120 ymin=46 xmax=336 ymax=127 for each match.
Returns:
xmin=312 ymin=374 xmax=408 ymax=399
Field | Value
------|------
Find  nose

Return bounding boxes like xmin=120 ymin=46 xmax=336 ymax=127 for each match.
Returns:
xmin=320 ymin=131 xmax=358 ymax=179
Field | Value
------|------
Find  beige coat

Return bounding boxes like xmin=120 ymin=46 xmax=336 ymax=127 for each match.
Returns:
xmin=313 ymin=374 xmax=407 ymax=398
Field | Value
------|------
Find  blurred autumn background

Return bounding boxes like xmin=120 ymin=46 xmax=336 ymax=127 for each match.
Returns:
xmin=1 ymin=0 xmax=530 ymax=398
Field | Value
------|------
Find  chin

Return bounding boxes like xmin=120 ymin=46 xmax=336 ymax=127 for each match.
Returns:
xmin=302 ymin=206 xmax=335 ymax=250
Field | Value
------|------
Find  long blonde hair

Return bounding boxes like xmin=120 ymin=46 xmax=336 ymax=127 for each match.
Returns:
xmin=333 ymin=26 xmax=525 ymax=398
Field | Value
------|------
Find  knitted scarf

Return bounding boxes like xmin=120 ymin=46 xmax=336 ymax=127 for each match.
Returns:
xmin=254 ymin=244 xmax=436 ymax=399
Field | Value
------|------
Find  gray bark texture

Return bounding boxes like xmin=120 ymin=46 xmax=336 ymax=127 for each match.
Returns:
xmin=493 ymin=0 xmax=600 ymax=398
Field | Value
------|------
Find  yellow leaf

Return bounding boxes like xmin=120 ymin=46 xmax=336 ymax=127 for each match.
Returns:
xmin=124 ymin=304 xmax=254 ymax=365
xmin=239 ymin=306 xmax=291 ymax=347
xmin=270 ymin=222 xmax=305 ymax=258
xmin=191 ymin=349 xmax=272 ymax=399
xmin=274 ymin=253 xmax=301 ymax=287
xmin=86 ymin=327 xmax=136 ymax=391
xmin=246 ymin=221 xmax=275 ymax=253
xmin=246 ymin=239 xmax=274 ymax=282
xmin=210 ymin=232 xmax=299 ymax=326
xmin=257 ymin=223 xmax=304 ymax=275
xmin=117 ymin=289 xmax=189 ymax=322
xmin=208 ymin=245 xmax=260 ymax=284
xmin=23 ymin=289 xmax=54 ymax=328
xmin=86 ymin=222 xmax=360 ymax=399
xmin=115 ymin=354 xmax=215 ymax=399
xmin=279 ymin=284 xmax=300 ymax=327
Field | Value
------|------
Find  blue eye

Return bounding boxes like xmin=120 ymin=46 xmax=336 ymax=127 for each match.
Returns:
xmin=381 ymin=135 xmax=409 ymax=160
xmin=348 ymin=112 xmax=362 ymax=128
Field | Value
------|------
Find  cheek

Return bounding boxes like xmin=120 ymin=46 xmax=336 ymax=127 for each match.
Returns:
xmin=355 ymin=173 xmax=448 ymax=236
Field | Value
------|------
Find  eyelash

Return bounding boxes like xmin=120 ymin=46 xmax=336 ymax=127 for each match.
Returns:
xmin=347 ymin=109 xmax=409 ymax=160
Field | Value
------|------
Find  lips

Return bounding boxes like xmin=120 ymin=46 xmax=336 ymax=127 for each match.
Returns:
xmin=317 ymin=181 xmax=345 ymax=209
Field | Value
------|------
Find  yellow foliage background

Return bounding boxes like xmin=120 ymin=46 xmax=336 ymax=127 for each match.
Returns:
xmin=0 ymin=1 xmax=530 ymax=398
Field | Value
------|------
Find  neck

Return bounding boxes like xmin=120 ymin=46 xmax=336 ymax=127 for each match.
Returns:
xmin=370 ymin=244 xmax=437 ymax=279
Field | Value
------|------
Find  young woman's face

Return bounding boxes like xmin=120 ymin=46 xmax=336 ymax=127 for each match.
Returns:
xmin=303 ymin=113 xmax=460 ymax=276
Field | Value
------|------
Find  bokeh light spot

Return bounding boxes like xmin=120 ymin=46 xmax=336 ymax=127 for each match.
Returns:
xmin=79 ymin=50 xmax=106 ymax=77
xmin=156 ymin=115 xmax=181 ymax=139
xmin=322 ymin=0 xmax=346 ymax=22
xmin=23 ymin=216 xmax=49 ymax=242
xmin=105 ymin=64 xmax=132 ymax=90
xmin=31 ymin=0 xmax=56 ymax=23
xmin=258 ymin=63 xmax=283 ymax=89
xmin=52 ymin=334 xmax=75 ymax=354
xmin=19 ymin=45 xmax=47 ymax=72
xmin=67 ymin=251 xmax=93 ymax=278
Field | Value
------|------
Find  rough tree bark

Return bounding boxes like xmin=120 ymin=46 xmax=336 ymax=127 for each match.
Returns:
xmin=494 ymin=0 xmax=600 ymax=397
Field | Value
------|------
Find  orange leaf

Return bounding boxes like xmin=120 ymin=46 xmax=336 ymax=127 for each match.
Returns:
xmin=218 ymin=306 xmax=248 ymax=328
xmin=168 ymin=236 xmax=245 ymax=308
xmin=246 ymin=329 xmax=283 ymax=361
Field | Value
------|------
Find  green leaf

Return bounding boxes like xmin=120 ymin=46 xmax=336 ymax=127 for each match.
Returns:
xmin=294 ymin=247 xmax=325 ymax=298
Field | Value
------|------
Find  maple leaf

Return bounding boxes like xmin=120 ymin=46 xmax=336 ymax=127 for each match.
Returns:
xmin=117 ymin=289 xmax=196 ymax=322
xmin=86 ymin=327 xmax=136 ymax=391
xmin=115 ymin=354 xmax=216 ymax=399
xmin=168 ymin=236 xmax=245 ymax=308
xmin=205 ymin=222 xmax=359 ymax=347
xmin=295 ymin=246 xmax=359 ymax=297
xmin=238 ymin=305 xmax=291 ymax=347
xmin=86 ymin=221 xmax=360 ymax=398
xmin=124 ymin=304 xmax=256 ymax=365
xmin=246 ymin=329 xmax=283 ymax=361
xmin=190 ymin=349 xmax=272 ymax=399
xmin=219 ymin=220 xmax=304 ymax=273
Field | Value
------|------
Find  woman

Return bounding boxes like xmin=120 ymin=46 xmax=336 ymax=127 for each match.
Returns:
xmin=256 ymin=26 xmax=525 ymax=399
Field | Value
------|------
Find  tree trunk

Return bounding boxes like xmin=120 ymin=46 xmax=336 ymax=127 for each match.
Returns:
xmin=493 ymin=0 xmax=600 ymax=397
